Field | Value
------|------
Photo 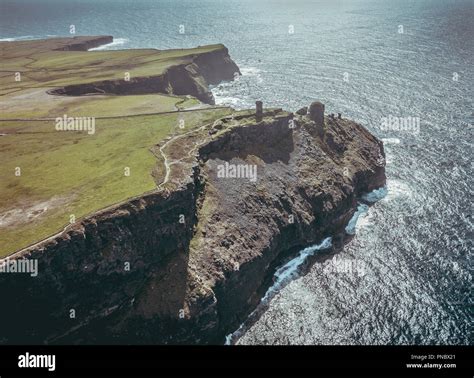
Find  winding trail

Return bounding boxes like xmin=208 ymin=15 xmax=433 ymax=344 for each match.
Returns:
xmin=157 ymin=122 xmax=212 ymax=189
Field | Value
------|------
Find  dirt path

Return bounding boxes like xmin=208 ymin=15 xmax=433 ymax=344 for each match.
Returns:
xmin=157 ymin=122 xmax=211 ymax=188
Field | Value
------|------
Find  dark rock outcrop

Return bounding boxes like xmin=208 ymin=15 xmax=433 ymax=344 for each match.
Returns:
xmin=296 ymin=106 xmax=308 ymax=116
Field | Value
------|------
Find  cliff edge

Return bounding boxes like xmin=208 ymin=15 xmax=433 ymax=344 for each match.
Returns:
xmin=47 ymin=39 xmax=240 ymax=104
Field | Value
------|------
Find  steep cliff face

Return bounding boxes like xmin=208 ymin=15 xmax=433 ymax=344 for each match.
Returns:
xmin=190 ymin=113 xmax=386 ymax=342
xmin=48 ymin=46 xmax=240 ymax=104
xmin=0 ymin=109 xmax=385 ymax=345
xmin=0 ymin=179 xmax=200 ymax=344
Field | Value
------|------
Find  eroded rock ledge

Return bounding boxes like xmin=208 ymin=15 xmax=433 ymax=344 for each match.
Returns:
xmin=0 ymin=105 xmax=385 ymax=345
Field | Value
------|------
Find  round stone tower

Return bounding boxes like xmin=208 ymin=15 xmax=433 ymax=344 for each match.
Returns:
xmin=309 ymin=101 xmax=325 ymax=127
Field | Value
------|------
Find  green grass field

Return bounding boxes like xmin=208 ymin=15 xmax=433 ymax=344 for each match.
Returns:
xmin=0 ymin=37 xmax=232 ymax=256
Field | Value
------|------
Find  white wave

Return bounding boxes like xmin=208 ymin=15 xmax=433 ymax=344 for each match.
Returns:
xmin=345 ymin=205 xmax=374 ymax=235
xmin=345 ymin=204 xmax=369 ymax=235
xmin=346 ymin=187 xmax=387 ymax=233
xmin=362 ymin=186 xmax=388 ymax=203
xmin=240 ymin=66 xmax=264 ymax=84
xmin=211 ymin=65 xmax=263 ymax=108
xmin=273 ymin=237 xmax=333 ymax=285
xmin=240 ymin=67 xmax=263 ymax=76
xmin=88 ymin=38 xmax=129 ymax=51
xmin=211 ymin=85 xmax=254 ymax=109
xmin=0 ymin=35 xmax=34 ymax=42
xmin=356 ymin=210 xmax=374 ymax=230
xmin=212 ymin=95 xmax=244 ymax=107
xmin=225 ymin=237 xmax=332 ymax=345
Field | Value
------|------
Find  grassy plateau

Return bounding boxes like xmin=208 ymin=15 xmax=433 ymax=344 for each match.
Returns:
xmin=0 ymin=36 xmax=233 ymax=256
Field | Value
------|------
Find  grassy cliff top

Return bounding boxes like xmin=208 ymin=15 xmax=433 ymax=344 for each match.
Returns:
xmin=1 ymin=36 xmax=226 ymax=93
xmin=0 ymin=36 xmax=233 ymax=256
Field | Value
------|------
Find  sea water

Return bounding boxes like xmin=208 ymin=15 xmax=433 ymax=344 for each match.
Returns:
xmin=1 ymin=0 xmax=471 ymax=345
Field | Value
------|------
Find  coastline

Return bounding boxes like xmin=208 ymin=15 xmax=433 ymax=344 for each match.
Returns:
xmin=0 ymin=36 xmax=386 ymax=345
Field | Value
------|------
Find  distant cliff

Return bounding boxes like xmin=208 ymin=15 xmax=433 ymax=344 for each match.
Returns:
xmin=0 ymin=105 xmax=385 ymax=344
xmin=48 ymin=41 xmax=240 ymax=104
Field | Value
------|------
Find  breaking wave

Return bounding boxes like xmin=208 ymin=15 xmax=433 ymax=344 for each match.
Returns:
xmin=0 ymin=35 xmax=35 ymax=41
xmin=225 ymin=237 xmax=333 ymax=345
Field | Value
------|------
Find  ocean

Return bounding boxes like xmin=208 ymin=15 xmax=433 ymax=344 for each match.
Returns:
xmin=1 ymin=0 xmax=472 ymax=345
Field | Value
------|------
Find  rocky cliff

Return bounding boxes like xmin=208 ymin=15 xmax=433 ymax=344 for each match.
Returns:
xmin=0 ymin=107 xmax=385 ymax=345
xmin=48 ymin=44 xmax=240 ymax=104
